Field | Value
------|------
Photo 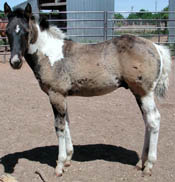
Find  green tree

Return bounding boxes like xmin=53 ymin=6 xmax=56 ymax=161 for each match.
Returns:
xmin=127 ymin=12 xmax=139 ymax=19
xmin=127 ymin=9 xmax=153 ymax=19
xmin=162 ymin=6 xmax=168 ymax=18
xmin=114 ymin=13 xmax=125 ymax=27
xmin=153 ymin=6 xmax=168 ymax=33
xmin=161 ymin=6 xmax=168 ymax=33
xmin=114 ymin=13 xmax=124 ymax=19
xmin=0 ymin=10 xmax=5 ymax=18
xmin=127 ymin=9 xmax=154 ymax=25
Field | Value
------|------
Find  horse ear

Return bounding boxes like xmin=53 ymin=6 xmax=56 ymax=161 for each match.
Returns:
xmin=4 ymin=2 xmax=12 ymax=16
xmin=24 ymin=3 xmax=32 ymax=18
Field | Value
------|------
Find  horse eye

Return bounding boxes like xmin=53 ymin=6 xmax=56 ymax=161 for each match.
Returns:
xmin=25 ymin=31 xmax=29 ymax=36
xmin=6 ymin=30 xmax=10 ymax=37
xmin=5 ymin=29 xmax=9 ymax=35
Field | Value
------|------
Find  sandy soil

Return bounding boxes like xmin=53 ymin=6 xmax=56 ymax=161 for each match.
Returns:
xmin=0 ymin=59 xmax=174 ymax=182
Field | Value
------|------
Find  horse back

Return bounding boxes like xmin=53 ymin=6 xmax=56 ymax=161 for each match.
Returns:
xmin=62 ymin=35 xmax=161 ymax=96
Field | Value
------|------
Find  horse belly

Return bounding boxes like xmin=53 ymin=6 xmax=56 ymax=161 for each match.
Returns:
xmin=68 ymin=74 xmax=121 ymax=97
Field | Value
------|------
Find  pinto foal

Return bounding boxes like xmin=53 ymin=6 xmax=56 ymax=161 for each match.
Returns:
xmin=4 ymin=3 xmax=171 ymax=177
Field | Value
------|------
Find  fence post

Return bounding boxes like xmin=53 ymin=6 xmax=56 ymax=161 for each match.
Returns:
xmin=103 ymin=11 xmax=108 ymax=41
xmin=168 ymin=0 xmax=175 ymax=47
xmin=157 ymin=13 xmax=161 ymax=44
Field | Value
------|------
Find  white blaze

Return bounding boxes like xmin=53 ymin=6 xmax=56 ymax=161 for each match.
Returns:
xmin=15 ymin=24 xmax=20 ymax=34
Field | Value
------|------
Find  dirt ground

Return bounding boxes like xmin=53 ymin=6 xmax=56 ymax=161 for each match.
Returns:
xmin=0 ymin=57 xmax=174 ymax=182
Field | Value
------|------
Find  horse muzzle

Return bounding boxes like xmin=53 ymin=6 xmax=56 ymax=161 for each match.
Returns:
xmin=10 ymin=54 xmax=23 ymax=69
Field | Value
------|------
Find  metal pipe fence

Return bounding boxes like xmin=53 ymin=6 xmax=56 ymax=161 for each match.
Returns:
xmin=0 ymin=10 xmax=175 ymax=62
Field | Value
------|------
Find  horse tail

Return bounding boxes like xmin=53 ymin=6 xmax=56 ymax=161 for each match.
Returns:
xmin=154 ymin=43 xmax=172 ymax=98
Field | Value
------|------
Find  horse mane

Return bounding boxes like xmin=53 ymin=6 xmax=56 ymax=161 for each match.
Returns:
xmin=39 ymin=16 xmax=67 ymax=40
xmin=48 ymin=26 xmax=66 ymax=40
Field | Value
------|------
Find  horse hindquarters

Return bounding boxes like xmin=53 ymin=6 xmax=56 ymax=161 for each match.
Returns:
xmin=134 ymin=44 xmax=171 ymax=176
xmin=49 ymin=92 xmax=73 ymax=176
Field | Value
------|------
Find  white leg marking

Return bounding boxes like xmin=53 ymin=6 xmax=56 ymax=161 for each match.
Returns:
xmin=54 ymin=116 xmax=67 ymax=176
xmin=141 ymin=92 xmax=160 ymax=174
xmin=55 ymin=129 xmax=67 ymax=176
xmin=65 ymin=121 xmax=73 ymax=166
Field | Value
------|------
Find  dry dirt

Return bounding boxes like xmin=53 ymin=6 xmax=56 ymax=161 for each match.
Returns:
xmin=0 ymin=58 xmax=174 ymax=182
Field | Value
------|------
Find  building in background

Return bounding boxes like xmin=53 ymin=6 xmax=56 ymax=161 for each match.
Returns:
xmin=67 ymin=0 xmax=114 ymax=42
xmin=168 ymin=0 xmax=175 ymax=44
xmin=15 ymin=0 xmax=114 ymax=42
xmin=14 ymin=0 xmax=40 ymax=20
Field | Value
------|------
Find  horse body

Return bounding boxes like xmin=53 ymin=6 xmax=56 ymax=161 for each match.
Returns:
xmin=26 ymin=28 xmax=162 ymax=98
xmin=4 ymin=3 xmax=171 ymax=177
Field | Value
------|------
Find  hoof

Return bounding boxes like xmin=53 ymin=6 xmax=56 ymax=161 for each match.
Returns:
xmin=55 ymin=168 xmax=64 ymax=177
xmin=135 ymin=160 xmax=142 ymax=171
xmin=55 ymin=172 xmax=63 ymax=177
xmin=135 ymin=165 xmax=142 ymax=171
xmin=64 ymin=161 xmax=71 ymax=167
xmin=142 ymin=167 xmax=152 ymax=177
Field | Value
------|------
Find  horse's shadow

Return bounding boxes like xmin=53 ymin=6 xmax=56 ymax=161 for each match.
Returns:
xmin=0 ymin=144 xmax=139 ymax=173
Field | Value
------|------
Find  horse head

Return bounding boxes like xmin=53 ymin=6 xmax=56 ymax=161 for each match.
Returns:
xmin=4 ymin=3 xmax=32 ymax=69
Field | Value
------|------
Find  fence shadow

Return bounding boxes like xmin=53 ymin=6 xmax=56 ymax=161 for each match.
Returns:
xmin=0 ymin=144 xmax=139 ymax=173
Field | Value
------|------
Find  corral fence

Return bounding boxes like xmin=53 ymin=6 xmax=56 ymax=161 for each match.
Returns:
xmin=0 ymin=10 xmax=175 ymax=62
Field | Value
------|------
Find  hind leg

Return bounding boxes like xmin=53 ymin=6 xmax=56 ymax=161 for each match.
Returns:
xmin=136 ymin=92 xmax=160 ymax=176
xmin=136 ymin=96 xmax=150 ymax=169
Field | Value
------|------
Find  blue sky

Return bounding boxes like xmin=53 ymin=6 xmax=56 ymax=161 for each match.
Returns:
xmin=115 ymin=0 xmax=168 ymax=12
xmin=0 ymin=0 xmax=169 ymax=12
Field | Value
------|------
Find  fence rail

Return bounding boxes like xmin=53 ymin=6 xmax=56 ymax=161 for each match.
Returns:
xmin=0 ymin=10 xmax=175 ymax=62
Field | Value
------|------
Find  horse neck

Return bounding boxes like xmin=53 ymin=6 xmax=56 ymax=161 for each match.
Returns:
xmin=25 ymin=23 xmax=66 ymax=82
xmin=28 ymin=23 xmax=65 ymax=67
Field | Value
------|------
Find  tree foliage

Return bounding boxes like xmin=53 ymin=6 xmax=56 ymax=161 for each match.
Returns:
xmin=0 ymin=10 xmax=5 ymax=18
xmin=114 ymin=13 xmax=124 ymax=19
xmin=127 ymin=6 xmax=169 ymax=20
xmin=127 ymin=9 xmax=154 ymax=20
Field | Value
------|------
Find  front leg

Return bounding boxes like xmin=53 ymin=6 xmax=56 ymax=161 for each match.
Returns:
xmin=49 ymin=91 xmax=67 ymax=177
xmin=64 ymin=111 xmax=74 ymax=167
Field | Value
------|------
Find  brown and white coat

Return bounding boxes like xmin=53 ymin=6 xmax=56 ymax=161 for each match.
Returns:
xmin=4 ymin=3 xmax=171 ymax=177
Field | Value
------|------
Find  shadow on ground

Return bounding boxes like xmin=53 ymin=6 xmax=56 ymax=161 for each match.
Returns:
xmin=0 ymin=144 xmax=139 ymax=173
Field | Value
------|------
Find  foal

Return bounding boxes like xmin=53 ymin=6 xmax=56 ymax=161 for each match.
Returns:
xmin=4 ymin=3 xmax=171 ymax=177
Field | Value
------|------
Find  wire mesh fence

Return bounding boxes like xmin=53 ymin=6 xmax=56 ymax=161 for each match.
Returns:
xmin=0 ymin=10 xmax=175 ymax=62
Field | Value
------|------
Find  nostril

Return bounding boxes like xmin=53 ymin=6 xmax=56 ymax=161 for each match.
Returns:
xmin=13 ymin=60 xmax=20 ymax=67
